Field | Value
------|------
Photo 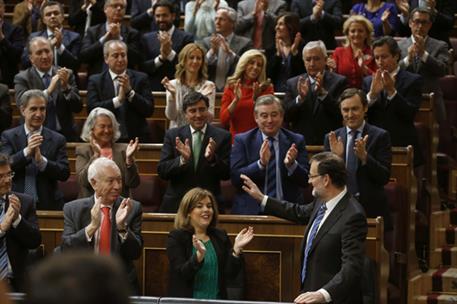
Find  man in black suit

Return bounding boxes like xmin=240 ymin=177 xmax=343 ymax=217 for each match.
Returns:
xmin=0 ymin=153 xmax=41 ymax=292
xmin=22 ymin=1 xmax=81 ymax=71
xmin=363 ymin=36 xmax=424 ymax=167
xmin=290 ymin=0 xmax=342 ymax=50
xmin=284 ymin=40 xmax=347 ymax=145
xmin=130 ymin=0 xmax=181 ymax=34
xmin=15 ymin=37 xmax=82 ymax=142
xmin=0 ymin=0 xmax=26 ymax=88
xmin=157 ymin=91 xmax=231 ymax=212
xmin=0 ymin=90 xmax=70 ymax=211
xmin=87 ymin=40 xmax=154 ymax=142
xmin=80 ymin=0 xmax=142 ymax=76
xmin=141 ymin=0 xmax=194 ymax=91
xmin=241 ymin=151 xmax=367 ymax=304
xmin=324 ymin=88 xmax=392 ymax=231
xmin=0 ymin=83 xmax=11 ymax=134
xmin=69 ymin=0 xmax=106 ymax=36
xmin=62 ymin=157 xmax=143 ymax=294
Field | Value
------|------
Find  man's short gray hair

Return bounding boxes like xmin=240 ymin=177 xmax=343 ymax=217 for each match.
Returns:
xmin=80 ymin=107 xmax=121 ymax=143
xmin=217 ymin=7 xmax=237 ymax=23
xmin=103 ymin=40 xmax=128 ymax=58
xmin=104 ymin=0 xmax=127 ymax=9
xmin=20 ymin=89 xmax=47 ymax=108
xmin=254 ymin=94 xmax=284 ymax=114
xmin=87 ymin=157 xmax=120 ymax=183
xmin=28 ymin=36 xmax=51 ymax=55
xmin=302 ymin=40 xmax=327 ymax=59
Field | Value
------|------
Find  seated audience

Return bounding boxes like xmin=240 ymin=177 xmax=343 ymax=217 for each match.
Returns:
xmin=76 ymin=107 xmax=140 ymax=199
xmin=69 ymin=0 xmax=106 ymax=36
xmin=351 ymin=0 xmax=400 ymax=37
xmin=162 ymin=43 xmax=215 ymax=129
xmin=13 ymin=0 xmax=43 ymax=36
xmin=130 ymin=0 xmax=181 ymax=34
xmin=266 ymin=12 xmax=305 ymax=92
xmin=22 ymin=1 xmax=81 ymax=72
xmin=61 ymin=157 xmax=143 ymax=294
xmin=231 ymin=95 xmax=309 ymax=215
xmin=290 ymin=0 xmax=342 ymax=49
xmin=27 ymin=252 xmax=131 ymax=304
xmin=158 ymin=92 xmax=231 ymax=213
xmin=0 ymin=83 xmax=11 ymax=134
xmin=15 ymin=37 xmax=82 ymax=142
xmin=167 ymin=187 xmax=254 ymax=299
xmin=0 ymin=0 xmax=25 ymax=88
xmin=235 ymin=0 xmax=287 ymax=51
xmin=80 ymin=0 xmax=142 ymax=76
xmin=87 ymin=40 xmax=154 ymax=142
xmin=201 ymin=7 xmax=253 ymax=92
xmin=220 ymin=49 xmax=274 ymax=141
xmin=327 ymin=15 xmax=377 ymax=89
xmin=184 ymin=0 xmax=228 ymax=41
xmin=284 ymin=40 xmax=347 ymax=145
xmin=0 ymin=153 xmax=41 ymax=292
xmin=142 ymin=0 xmax=194 ymax=91
xmin=1 ymin=89 xmax=70 ymax=210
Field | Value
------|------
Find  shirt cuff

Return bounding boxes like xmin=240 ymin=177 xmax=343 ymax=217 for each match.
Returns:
xmin=166 ymin=50 xmax=176 ymax=61
xmin=403 ymin=56 xmax=410 ymax=66
xmin=57 ymin=44 xmax=65 ymax=54
xmin=295 ymin=96 xmax=302 ymax=104
xmin=113 ymin=97 xmax=122 ymax=108
xmin=99 ymin=36 xmax=107 ymax=44
xmin=286 ymin=161 xmax=298 ymax=175
xmin=386 ymin=90 xmax=397 ymax=100
xmin=154 ymin=56 xmax=163 ymax=68
xmin=23 ymin=148 xmax=29 ymax=158
xmin=127 ymin=90 xmax=135 ymax=102
xmin=421 ymin=51 xmax=429 ymax=62
xmin=118 ymin=230 xmax=128 ymax=242
xmin=366 ymin=93 xmax=377 ymax=106
xmin=85 ymin=226 xmax=93 ymax=242
xmin=260 ymin=195 xmax=268 ymax=212
xmin=12 ymin=214 xmax=22 ymax=228
xmin=318 ymin=288 xmax=332 ymax=303
xmin=257 ymin=160 xmax=265 ymax=170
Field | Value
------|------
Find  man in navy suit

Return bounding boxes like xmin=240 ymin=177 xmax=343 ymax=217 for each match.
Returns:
xmin=324 ymin=88 xmax=392 ymax=231
xmin=87 ymin=40 xmax=154 ymax=142
xmin=231 ymin=94 xmax=309 ymax=215
xmin=80 ymin=0 xmax=142 ymax=76
xmin=141 ymin=0 xmax=194 ymax=90
xmin=241 ymin=151 xmax=367 ymax=304
xmin=0 ymin=0 xmax=26 ymax=88
xmin=22 ymin=1 xmax=81 ymax=71
xmin=0 ymin=153 xmax=41 ymax=292
xmin=157 ymin=91 xmax=231 ymax=212
xmin=0 ymin=89 xmax=70 ymax=211
xmin=130 ymin=0 xmax=181 ymax=34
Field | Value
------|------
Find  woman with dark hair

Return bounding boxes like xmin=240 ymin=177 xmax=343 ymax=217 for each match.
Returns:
xmin=351 ymin=0 xmax=400 ymax=37
xmin=267 ymin=13 xmax=305 ymax=92
xmin=167 ymin=188 xmax=254 ymax=299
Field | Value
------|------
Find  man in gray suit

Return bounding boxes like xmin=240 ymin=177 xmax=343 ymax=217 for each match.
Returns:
xmin=235 ymin=0 xmax=287 ymax=51
xmin=62 ymin=157 xmax=143 ymax=294
xmin=202 ymin=7 xmax=253 ymax=91
xmin=398 ymin=7 xmax=449 ymax=124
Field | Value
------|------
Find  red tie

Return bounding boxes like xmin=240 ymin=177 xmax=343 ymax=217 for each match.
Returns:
xmin=99 ymin=207 xmax=111 ymax=255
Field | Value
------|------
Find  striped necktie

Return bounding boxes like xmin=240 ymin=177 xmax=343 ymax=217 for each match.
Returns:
xmin=266 ymin=137 xmax=277 ymax=198
xmin=0 ymin=199 xmax=10 ymax=279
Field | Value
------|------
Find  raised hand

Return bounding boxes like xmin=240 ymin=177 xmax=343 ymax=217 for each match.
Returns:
xmin=107 ymin=22 xmax=121 ymax=39
xmin=175 ymin=137 xmax=191 ymax=161
xmin=259 ymin=139 xmax=271 ymax=167
xmin=118 ymin=74 xmax=132 ymax=100
xmin=369 ymin=69 xmax=383 ymax=97
xmin=209 ymin=34 xmax=220 ymax=53
xmin=328 ymin=131 xmax=344 ymax=158
xmin=233 ymin=226 xmax=254 ymax=255
xmin=26 ymin=133 xmax=43 ymax=157
xmin=90 ymin=136 xmax=102 ymax=157
xmin=297 ymin=76 xmax=310 ymax=101
xmin=413 ymin=34 xmax=425 ymax=57
xmin=161 ymin=77 xmax=176 ymax=97
xmin=87 ymin=200 xmax=102 ymax=237
xmin=395 ymin=0 xmax=409 ymax=17
xmin=115 ymin=198 xmax=132 ymax=229
xmin=126 ymin=137 xmax=139 ymax=165
xmin=314 ymin=72 xmax=325 ymax=95
xmin=204 ymin=137 xmax=216 ymax=162
xmin=51 ymin=27 xmax=63 ymax=47
xmin=284 ymin=143 xmax=298 ymax=168
xmin=57 ymin=67 xmax=70 ymax=89
xmin=326 ymin=57 xmax=336 ymax=72
xmin=291 ymin=32 xmax=302 ymax=56
xmin=192 ymin=234 xmax=206 ymax=262
xmin=240 ymin=174 xmax=264 ymax=202
xmin=354 ymin=134 xmax=369 ymax=164
xmin=381 ymin=70 xmax=396 ymax=97
xmin=200 ymin=82 xmax=215 ymax=97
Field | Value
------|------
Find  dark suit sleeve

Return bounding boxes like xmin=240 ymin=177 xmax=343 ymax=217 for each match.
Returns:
xmin=167 ymin=229 xmax=203 ymax=281
xmin=320 ymin=0 xmax=343 ymax=28
xmin=389 ymin=75 xmax=423 ymax=122
xmin=235 ymin=3 xmax=255 ymax=34
xmin=62 ymin=203 xmax=93 ymax=249
xmin=8 ymin=195 xmax=41 ymax=249
xmin=204 ymin=130 xmax=231 ymax=181
xmin=230 ymin=135 xmax=265 ymax=189
xmin=0 ymin=131 xmax=30 ymax=171
xmin=14 ymin=72 xmax=30 ymax=107
xmin=59 ymin=32 xmax=81 ymax=70
xmin=129 ymin=74 xmax=154 ymax=117
xmin=41 ymin=135 xmax=70 ymax=181
xmin=361 ymin=130 xmax=391 ymax=186
xmin=79 ymin=28 xmax=103 ymax=64
xmin=126 ymin=29 xmax=142 ymax=67
xmin=264 ymin=197 xmax=313 ymax=224
xmin=87 ymin=75 xmax=116 ymax=112
xmin=423 ymin=41 xmax=449 ymax=77
xmin=0 ymin=86 xmax=12 ymax=132
xmin=157 ymin=130 xmax=189 ymax=180
xmin=284 ymin=135 xmax=309 ymax=186
xmin=58 ymin=72 xmax=82 ymax=113
xmin=0 ymin=25 xmax=25 ymax=63
xmin=119 ymin=201 xmax=143 ymax=260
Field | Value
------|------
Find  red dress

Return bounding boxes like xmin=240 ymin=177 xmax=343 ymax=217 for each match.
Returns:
xmin=220 ymin=80 xmax=274 ymax=141
xmin=332 ymin=46 xmax=377 ymax=89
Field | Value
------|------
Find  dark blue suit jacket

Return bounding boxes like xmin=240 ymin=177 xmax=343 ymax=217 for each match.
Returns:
xmin=324 ymin=123 xmax=393 ymax=230
xmin=0 ymin=126 xmax=70 ymax=210
xmin=130 ymin=0 xmax=181 ymax=34
xmin=87 ymin=69 xmax=154 ymax=142
xmin=231 ymin=127 xmax=309 ymax=215
xmin=0 ymin=21 xmax=25 ymax=87
xmin=141 ymin=28 xmax=194 ymax=90
xmin=22 ymin=29 xmax=81 ymax=71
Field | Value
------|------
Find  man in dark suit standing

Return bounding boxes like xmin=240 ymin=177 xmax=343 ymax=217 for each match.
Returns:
xmin=22 ymin=1 xmax=81 ymax=71
xmin=62 ymin=157 xmax=143 ymax=294
xmin=141 ymin=0 xmax=194 ymax=91
xmin=290 ymin=0 xmax=342 ymax=49
xmin=324 ymin=88 xmax=392 ymax=231
xmin=1 ymin=90 xmax=70 ymax=211
xmin=0 ymin=0 xmax=26 ymax=88
xmin=202 ymin=7 xmax=253 ymax=91
xmin=130 ymin=0 xmax=181 ymax=34
xmin=241 ymin=151 xmax=367 ymax=304
xmin=80 ymin=0 xmax=142 ymax=76
xmin=363 ymin=36 xmax=424 ymax=167
xmin=231 ymin=94 xmax=309 ymax=215
xmin=157 ymin=91 xmax=231 ymax=212
xmin=284 ymin=40 xmax=347 ymax=145
xmin=15 ymin=37 xmax=82 ymax=142
xmin=0 ymin=153 xmax=41 ymax=292
xmin=87 ymin=40 xmax=154 ymax=142
xmin=69 ymin=0 xmax=106 ymax=36
xmin=398 ymin=7 xmax=449 ymax=124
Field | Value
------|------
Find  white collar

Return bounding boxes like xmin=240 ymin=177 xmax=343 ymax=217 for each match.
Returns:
xmin=108 ymin=69 xmax=127 ymax=81
xmin=324 ymin=187 xmax=347 ymax=213
xmin=190 ymin=124 xmax=208 ymax=135
xmin=160 ymin=25 xmax=175 ymax=37
xmin=23 ymin=124 xmax=43 ymax=137
xmin=345 ymin=121 xmax=365 ymax=136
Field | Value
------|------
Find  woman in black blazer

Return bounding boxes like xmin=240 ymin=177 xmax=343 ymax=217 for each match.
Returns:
xmin=166 ymin=188 xmax=254 ymax=299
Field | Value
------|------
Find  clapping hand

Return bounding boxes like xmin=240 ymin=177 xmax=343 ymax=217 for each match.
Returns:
xmin=115 ymin=198 xmax=132 ymax=229
xmin=126 ymin=137 xmax=139 ymax=166
xmin=204 ymin=137 xmax=216 ymax=162
xmin=161 ymin=77 xmax=176 ymax=96
xmin=284 ymin=143 xmax=298 ymax=168
xmin=90 ymin=136 xmax=102 ymax=157
xmin=175 ymin=137 xmax=191 ymax=162
xmin=259 ymin=139 xmax=271 ymax=167
xmin=328 ymin=131 xmax=344 ymax=158
xmin=233 ymin=226 xmax=254 ymax=256
xmin=193 ymin=235 xmax=206 ymax=262
xmin=354 ymin=135 xmax=369 ymax=164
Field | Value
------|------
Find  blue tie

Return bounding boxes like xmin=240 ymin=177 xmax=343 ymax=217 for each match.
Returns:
xmin=43 ymin=73 xmax=57 ymax=131
xmin=0 ymin=199 xmax=10 ymax=279
xmin=346 ymin=130 xmax=359 ymax=195
xmin=266 ymin=137 xmax=277 ymax=198
xmin=301 ymin=203 xmax=327 ymax=283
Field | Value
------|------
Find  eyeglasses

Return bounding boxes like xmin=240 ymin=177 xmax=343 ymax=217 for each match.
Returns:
xmin=0 ymin=172 xmax=15 ymax=180
xmin=308 ymin=174 xmax=321 ymax=179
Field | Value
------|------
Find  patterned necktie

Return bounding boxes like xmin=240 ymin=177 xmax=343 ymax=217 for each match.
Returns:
xmin=193 ymin=131 xmax=203 ymax=170
xmin=49 ymin=34 xmax=58 ymax=66
xmin=24 ymin=133 xmax=38 ymax=200
xmin=99 ymin=207 xmax=111 ymax=255
xmin=301 ymin=203 xmax=327 ymax=283
xmin=266 ymin=137 xmax=277 ymax=198
xmin=346 ymin=130 xmax=359 ymax=195
xmin=0 ymin=199 xmax=10 ymax=279
xmin=215 ymin=41 xmax=228 ymax=90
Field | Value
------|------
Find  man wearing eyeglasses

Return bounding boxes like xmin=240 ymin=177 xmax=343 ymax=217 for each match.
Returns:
xmin=398 ymin=7 xmax=449 ymax=124
xmin=0 ymin=153 xmax=41 ymax=292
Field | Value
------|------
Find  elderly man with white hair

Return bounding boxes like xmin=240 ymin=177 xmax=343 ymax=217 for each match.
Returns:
xmin=62 ymin=157 xmax=143 ymax=294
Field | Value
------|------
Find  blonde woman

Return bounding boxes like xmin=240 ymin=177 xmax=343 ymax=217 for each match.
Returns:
xmin=220 ymin=49 xmax=274 ymax=140
xmin=162 ymin=43 xmax=216 ymax=129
